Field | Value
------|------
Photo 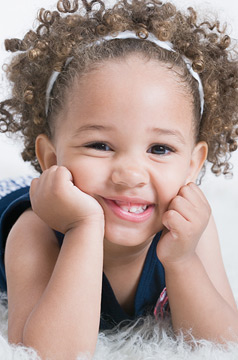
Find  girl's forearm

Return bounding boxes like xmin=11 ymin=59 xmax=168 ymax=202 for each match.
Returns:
xmin=164 ymin=254 xmax=238 ymax=342
xmin=23 ymin=219 xmax=104 ymax=360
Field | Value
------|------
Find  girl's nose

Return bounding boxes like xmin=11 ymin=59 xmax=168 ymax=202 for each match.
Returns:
xmin=111 ymin=161 xmax=149 ymax=188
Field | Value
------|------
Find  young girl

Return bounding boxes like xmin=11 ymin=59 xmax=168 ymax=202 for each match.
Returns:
xmin=0 ymin=0 xmax=238 ymax=359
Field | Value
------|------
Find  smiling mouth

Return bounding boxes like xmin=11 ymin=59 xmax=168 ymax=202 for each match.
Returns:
xmin=102 ymin=198 xmax=155 ymax=223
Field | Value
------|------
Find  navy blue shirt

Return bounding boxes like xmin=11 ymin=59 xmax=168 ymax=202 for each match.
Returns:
xmin=0 ymin=185 xmax=165 ymax=330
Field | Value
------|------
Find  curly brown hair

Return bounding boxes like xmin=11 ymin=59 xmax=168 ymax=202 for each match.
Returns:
xmin=0 ymin=0 xmax=238 ymax=177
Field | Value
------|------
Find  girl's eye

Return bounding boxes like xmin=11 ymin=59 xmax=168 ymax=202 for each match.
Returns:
xmin=85 ymin=142 xmax=111 ymax=151
xmin=148 ymin=145 xmax=173 ymax=155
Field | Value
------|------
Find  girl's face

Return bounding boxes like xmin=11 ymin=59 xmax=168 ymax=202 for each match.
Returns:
xmin=38 ymin=55 xmax=207 ymax=250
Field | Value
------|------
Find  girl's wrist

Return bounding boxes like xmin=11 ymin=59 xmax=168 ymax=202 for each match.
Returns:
xmin=162 ymin=253 xmax=199 ymax=275
xmin=64 ymin=216 xmax=105 ymax=238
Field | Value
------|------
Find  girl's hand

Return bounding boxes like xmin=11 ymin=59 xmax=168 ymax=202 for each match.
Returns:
xmin=157 ymin=182 xmax=211 ymax=267
xmin=30 ymin=165 xmax=104 ymax=234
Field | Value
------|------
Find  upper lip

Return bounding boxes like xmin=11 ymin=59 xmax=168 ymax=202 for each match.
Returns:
xmin=102 ymin=196 xmax=154 ymax=205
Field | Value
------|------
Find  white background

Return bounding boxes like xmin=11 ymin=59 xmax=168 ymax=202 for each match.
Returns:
xmin=0 ymin=0 xmax=238 ymax=296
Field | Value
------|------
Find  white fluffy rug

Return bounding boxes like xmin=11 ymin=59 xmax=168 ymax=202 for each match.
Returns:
xmin=0 ymin=295 xmax=238 ymax=359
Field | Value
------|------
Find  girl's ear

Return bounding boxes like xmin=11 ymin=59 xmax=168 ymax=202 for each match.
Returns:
xmin=186 ymin=141 xmax=208 ymax=183
xmin=35 ymin=134 xmax=57 ymax=171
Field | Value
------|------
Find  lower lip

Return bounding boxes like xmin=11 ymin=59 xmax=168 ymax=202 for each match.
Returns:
xmin=103 ymin=199 xmax=154 ymax=223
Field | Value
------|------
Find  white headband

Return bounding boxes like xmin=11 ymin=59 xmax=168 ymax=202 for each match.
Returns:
xmin=45 ymin=30 xmax=204 ymax=117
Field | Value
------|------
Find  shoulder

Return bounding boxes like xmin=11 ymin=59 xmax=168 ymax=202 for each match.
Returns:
xmin=5 ymin=208 xmax=60 ymax=269
xmin=0 ymin=184 xmax=62 ymax=270
xmin=5 ymin=209 xmax=60 ymax=342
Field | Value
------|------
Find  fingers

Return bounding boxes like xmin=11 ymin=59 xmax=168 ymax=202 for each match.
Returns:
xmin=179 ymin=182 xmax=209 ymax=208
xmin=158 ymin=183 xmax=212 ymax=265
xmin=168 ymin=183 xmax=211 ymax=221
xmin=46 ymin=166 xmax=73 ymax=194
xmin=31 ymin=166 xmax=72 ymax=192
xmin=30 ymin=166 xmax=72 ymax=210
xmin=162 ymin=183 xmax=211 ymax=239
xmin=162 ymin=210 xmax=187 ymax=239
xmin=30 ymin=177 xmax=39 ymax=196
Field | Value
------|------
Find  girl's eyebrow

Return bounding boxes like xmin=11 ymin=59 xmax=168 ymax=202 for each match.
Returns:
xmin=150 ymin=127 xmax=186 ymax=145
xmin=72 ymin=124 xmax=115 ymax=137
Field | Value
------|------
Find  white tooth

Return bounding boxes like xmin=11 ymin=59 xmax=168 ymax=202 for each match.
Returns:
xmin=118 ymin=204 xmax=148 ymax=214
xmin=129 ymin=206 xmax=140 ymax=213
xmin=129 ymin=206 xmax=147 ymax=214
xmin=120 ymin=206 xmax=131 ymax=212
xmin=132 ymin=208 xmax=144 ymax=214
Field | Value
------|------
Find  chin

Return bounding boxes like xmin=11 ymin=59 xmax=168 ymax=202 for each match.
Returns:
xmin=104 ymin=224 xmax=156 ymax=248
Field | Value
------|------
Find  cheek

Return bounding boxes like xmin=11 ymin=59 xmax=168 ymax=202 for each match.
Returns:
xmin=152 ymin=163 xmax=189 ymax=205
xmin=66 ymin=157 xmax=108 ymax=194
